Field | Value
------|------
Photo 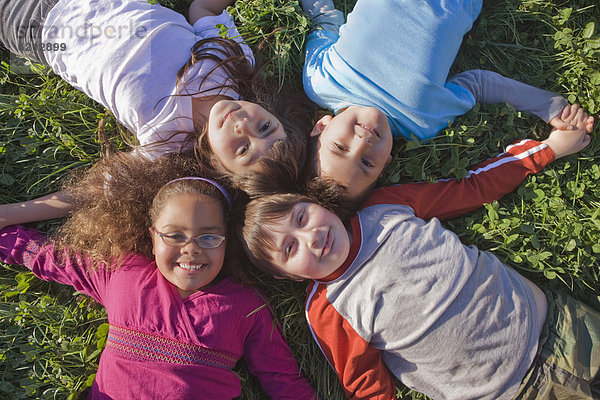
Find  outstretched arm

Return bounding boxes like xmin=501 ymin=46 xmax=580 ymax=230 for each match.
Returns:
xmin=188 ymin=0 xmax=235 ymax=24
xmin=448 ymin=69 xmax=594 ymax=132
xmin=0 ymin=224 xmax=112 ymax=305
xmin=366 ymin=110 xmax=592 ymax=221
xmin=0 ymin=191 xmax=73 ymax=231
xmin=368 ymin=139 xmax=554 ymax=221
xmin=243 ymin=298 xmax=319 ymax=399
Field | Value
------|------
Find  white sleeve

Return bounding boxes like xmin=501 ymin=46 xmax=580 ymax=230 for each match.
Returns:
xmin=301 ymin=0 xmax=344 ymax=34
xmin=448 ymin=69 xmax=568 ymax=123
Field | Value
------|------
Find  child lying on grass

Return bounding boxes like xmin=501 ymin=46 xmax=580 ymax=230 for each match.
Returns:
xmin=239 ymin=104 xmax=599 ymax=399
xmin=0 ymin=0 xmax=310 ymax=173
xmin=0 ymin=153 xmax=317 ymax=399
xmin=300 ymin=0 xmax=595 ymax=199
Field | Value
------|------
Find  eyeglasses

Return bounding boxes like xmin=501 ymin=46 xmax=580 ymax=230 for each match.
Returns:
xmin=154 ymin=230 xmax=225 ymax=249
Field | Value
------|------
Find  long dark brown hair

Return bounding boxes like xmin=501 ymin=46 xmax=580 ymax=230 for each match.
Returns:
xmin=150 ymin=36 xmax=317 ymax=183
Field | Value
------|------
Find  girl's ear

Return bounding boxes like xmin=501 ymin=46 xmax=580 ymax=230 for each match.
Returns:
xmin=310 ymin=115 xmax=333 ymax=137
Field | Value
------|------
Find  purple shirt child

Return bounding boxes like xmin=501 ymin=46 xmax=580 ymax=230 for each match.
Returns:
xmin=0 ymin=225 xmax=317 ymax=399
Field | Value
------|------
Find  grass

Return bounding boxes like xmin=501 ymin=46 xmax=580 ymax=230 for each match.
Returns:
xmin=1 ymin=0 xmax=599 ymax=399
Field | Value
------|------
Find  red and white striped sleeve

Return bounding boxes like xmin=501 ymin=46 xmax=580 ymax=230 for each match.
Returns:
xmin=363 ymin=139 xmax=555 ymax=221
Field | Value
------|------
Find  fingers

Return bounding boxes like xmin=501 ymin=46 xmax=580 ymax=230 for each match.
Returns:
xmin=575 ymin=129 xmax=591 ymax=151
xmin=563 ymin=105 xmax=587 ymax=132
xmin=565 ymin=103 xmax=580 ymax=121
xmin=574 ymin=106 xmax=585 ymax=126
xmin=563 ymin=104 xmax=596 ymax=133
xmin=561 ymin=103 xmax=575 ymax=121
xmin=552 ymin=104 xmax=583 ymax=131
xmin=585 ymin=115 xmax=595 ymax=133
xmin=551 ymin=120 xmax=571 ymax=131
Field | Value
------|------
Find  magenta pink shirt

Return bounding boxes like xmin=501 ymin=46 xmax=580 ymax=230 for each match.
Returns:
xmin=0 ymin=225 xmax=317 ymax=399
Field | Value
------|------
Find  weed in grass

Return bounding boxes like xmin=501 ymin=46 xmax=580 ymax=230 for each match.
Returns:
xmin=0 ymin=265 xmax=106 ymax=400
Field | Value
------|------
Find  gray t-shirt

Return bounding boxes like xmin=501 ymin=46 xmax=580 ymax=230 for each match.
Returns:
xmin=309 ymin=202 xmax=541 ymax=399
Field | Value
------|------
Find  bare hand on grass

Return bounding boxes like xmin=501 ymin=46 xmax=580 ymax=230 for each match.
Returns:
xmin=543 ymin=103 xmax=594 ymax=159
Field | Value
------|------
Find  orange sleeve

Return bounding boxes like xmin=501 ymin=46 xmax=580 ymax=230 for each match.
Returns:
xmin=306 ymin=282 xmax=396 ymax=400
xmin=363 ymin=139 xmax=555 ymax=221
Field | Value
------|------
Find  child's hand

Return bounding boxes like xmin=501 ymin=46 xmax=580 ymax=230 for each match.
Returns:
xmin=543 ymin=104 xmax=593 ymax=159
xmin=549 ymin=103 xmax=595 ymax=133
xmin=301 ymin=0 xmax=344 ymax=32
xmin=188 ymin=0 xmax=234 ymax=24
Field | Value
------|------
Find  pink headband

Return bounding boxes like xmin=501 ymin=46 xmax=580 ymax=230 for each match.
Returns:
xmin=165 ymin=177 xmax=232 ymax=209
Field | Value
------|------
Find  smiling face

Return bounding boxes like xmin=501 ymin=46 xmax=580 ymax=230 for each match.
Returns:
xmin=150 ymin=193 xmax=226 ymax=298
xmin=207 ymin=100 xmax=287 ymax=174
xmin=312 ymin=106 xmax=393 ymax=198
xmin=263 ymin=202 xmax=351 ymax=280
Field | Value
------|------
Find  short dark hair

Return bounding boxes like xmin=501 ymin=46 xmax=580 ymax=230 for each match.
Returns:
xmin=300 ymin=130 xmax=373 ymax=213
xmin=301 ymin=176 xmax=367 ymax=221
xmin=239 ymin=193 xmax=315 ymax=279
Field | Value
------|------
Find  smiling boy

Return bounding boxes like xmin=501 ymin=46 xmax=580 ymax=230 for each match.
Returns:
xmin=308 ymin=106 xmax=393 ymax=198
xmin=240 ymin=108 xmax=599 ymax=399
xmin=301 ymin=0 xmax=594 ymax=199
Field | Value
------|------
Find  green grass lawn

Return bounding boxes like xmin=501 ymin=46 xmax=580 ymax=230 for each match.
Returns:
xmin=1 ymin=0 xmax=599 ymax=399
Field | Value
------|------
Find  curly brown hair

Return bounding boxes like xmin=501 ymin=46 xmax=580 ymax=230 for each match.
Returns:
xmin=53 ymin=151 xmax=250 ymax=283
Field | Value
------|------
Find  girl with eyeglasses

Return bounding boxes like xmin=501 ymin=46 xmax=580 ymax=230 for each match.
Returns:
xmin=0 ymin=0 xmax=315 ymax=230
xmin=0 ymin=152 xmax=317 ymax=399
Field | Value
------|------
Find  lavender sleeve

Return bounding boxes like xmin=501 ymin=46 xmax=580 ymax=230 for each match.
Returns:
xmin=0 ymin=225 xmax=107 ymax=304
xmin=448 ymin=69 xmax=568 ymax=123
xmin=243 ymin=302 xmax=318 ymax=399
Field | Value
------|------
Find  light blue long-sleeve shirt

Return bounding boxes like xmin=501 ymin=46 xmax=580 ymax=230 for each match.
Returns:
xmin=302 ymin=0 xmax=566 ymax=140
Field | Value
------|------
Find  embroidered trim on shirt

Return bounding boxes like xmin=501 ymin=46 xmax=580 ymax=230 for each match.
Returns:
xmin=106 ymin=324 xmax=237 ymax=369
xmin=24 ymin=240 xmax=42 ymax=269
